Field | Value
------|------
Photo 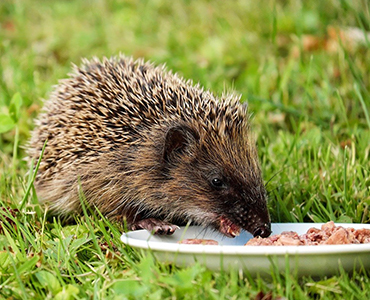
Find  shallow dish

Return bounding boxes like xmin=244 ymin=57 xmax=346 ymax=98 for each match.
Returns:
xmin=121 ymin=223 xmax=370 ymax=276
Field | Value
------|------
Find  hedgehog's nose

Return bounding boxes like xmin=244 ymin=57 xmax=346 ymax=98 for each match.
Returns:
xmin=253 ymin=223 xmax=271 ymax=238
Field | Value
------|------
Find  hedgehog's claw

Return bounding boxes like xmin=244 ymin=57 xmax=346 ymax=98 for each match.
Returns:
xmin=131 ymin=218 xmax=180 ymax=235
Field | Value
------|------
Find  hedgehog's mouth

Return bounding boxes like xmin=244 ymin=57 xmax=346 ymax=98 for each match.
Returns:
xmin=219 ymin=216 xmax=241 ymax=238
xmin=218 ymin=215 xmax=272 ymax=238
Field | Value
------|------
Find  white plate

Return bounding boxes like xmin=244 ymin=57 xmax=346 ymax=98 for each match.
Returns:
xmin=121 ymin=223 xmax=370 ymax=276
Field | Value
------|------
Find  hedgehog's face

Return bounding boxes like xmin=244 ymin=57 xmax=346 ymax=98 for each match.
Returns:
xmin=199 ymin=163 xmax=271 ymax=238
xmin=162 ymin=124 xmax=271 ymax=238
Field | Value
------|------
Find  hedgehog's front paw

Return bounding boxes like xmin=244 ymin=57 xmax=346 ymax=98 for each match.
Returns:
xmin=131 ymin=218 xmax=180 ymax=235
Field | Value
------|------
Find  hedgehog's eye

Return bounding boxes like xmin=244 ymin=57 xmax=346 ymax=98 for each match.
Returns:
xmin=211 ymin=178 xmax=225 ymax=189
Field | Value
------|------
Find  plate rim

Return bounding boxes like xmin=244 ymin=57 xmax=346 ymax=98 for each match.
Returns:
xmin=121 ymin=222 xmax=370 ymax=256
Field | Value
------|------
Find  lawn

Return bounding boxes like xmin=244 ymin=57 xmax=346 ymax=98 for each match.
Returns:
xmin=0 ymin=0 xmax=370 ymax=299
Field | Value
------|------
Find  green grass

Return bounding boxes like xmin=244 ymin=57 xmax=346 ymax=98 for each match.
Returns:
xmin=1 ymin=0 xmax=370 ymax=299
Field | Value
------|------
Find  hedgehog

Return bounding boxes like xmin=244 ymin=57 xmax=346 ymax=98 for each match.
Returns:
xmin=28 ymin=55 xmax=271 ymax=238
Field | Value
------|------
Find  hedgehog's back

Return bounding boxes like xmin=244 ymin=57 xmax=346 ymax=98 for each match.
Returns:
xmin=29 ymin=55 xmax=247 ymax=182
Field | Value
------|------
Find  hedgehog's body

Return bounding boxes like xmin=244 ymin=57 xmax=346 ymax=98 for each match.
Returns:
xmin=29 ymin=56 xmax=271 ymax=238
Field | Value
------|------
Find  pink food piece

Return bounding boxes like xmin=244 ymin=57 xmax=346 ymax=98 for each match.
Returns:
xmin=354 ymin=228 xmax=370 ymax=243
xmin=178 ymin=239 xmax=219 ymax=245
xmin=245 ymin=221 xmax=370 ymax=246
xmin=219 ymin=216 xmax=241 ymax=238
xmin=324 ymin=228 xmax=351 ymax=245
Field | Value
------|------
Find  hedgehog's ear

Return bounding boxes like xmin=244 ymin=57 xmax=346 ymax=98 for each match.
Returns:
xmin=163 ymin=125 xmax=199 ymax=163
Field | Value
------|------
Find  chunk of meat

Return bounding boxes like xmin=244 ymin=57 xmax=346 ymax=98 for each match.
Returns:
xmin=178 ymin=239 xmax=218 ymax=245
xmin=245 ymin=221 xmax=370 ymax=246
xmin=354 ymin=228 xmax=370 ymax=243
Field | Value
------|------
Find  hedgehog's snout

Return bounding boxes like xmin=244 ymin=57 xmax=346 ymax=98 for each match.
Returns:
xmin=253 ymin=223 xmax=271 ymax=238
xmin=248 ymin=208 xmax=271 ymax=238
xmin=227 ymin=197 xmax=271 ymax=238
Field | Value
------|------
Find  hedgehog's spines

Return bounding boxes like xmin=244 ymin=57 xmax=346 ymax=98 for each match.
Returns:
xmin=28 ymin=55 xmax=269 ymax=236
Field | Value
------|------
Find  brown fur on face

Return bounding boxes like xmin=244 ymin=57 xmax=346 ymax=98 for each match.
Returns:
xmin=28 ymin=56 xmax=271 ymax=237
